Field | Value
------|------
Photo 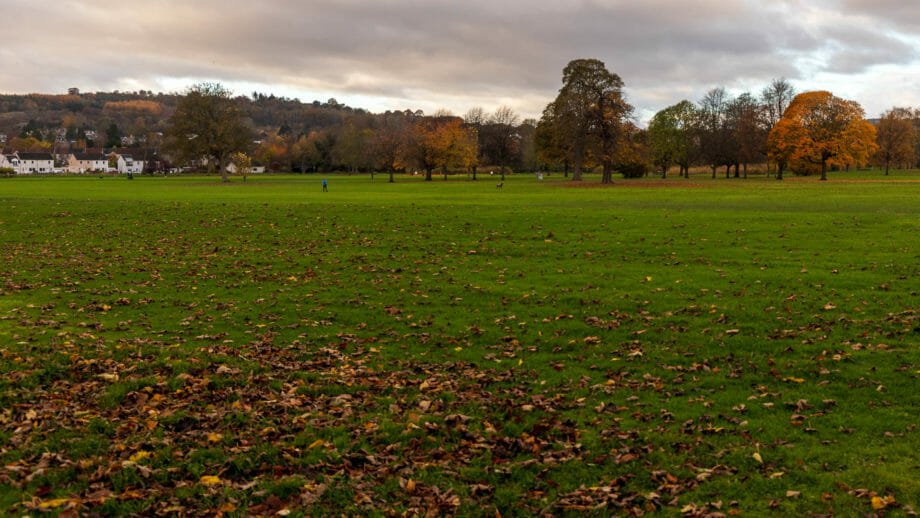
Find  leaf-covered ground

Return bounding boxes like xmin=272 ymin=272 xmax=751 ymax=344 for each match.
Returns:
xmin=1 ymin=174 xmax=919 ymax=516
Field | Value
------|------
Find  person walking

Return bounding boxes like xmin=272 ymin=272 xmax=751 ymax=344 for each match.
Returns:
xmin=322 ymin=179 xmax=328 ymax=192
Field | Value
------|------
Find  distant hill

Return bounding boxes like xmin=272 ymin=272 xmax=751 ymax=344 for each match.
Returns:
xmin=0 ymin=90 xmax=372 ymax=144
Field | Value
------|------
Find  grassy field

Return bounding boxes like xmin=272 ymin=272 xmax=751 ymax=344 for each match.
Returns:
xmin=1 ymin=171 xmax=919 ymax=516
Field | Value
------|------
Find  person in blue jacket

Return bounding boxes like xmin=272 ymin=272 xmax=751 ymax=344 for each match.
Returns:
xmin=322 ymin=179 xmax=328 ymax=192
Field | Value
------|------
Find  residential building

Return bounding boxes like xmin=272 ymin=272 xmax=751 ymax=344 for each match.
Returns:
xmin=12 ymin=152 xmax=54 ymax=174
xmin=68 ymin=152 xmax=109 ymax=173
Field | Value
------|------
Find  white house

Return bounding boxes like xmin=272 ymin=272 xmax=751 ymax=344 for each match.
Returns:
xmin=0 ymin=152 xmax=11 ymax=170
xmin=226 ymin=162 xmax=266 ymax=174
xmin=68 ymin=152 xmax=109 ymax=173
xmin=116 ymin=151 xmax=145 ymax=174
xmin=14 ymin=152 xmax=54 ymax=174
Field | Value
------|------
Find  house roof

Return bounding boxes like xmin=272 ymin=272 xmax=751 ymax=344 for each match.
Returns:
xmin=107 ymin=148 xmax=157 ymax=160
xmin=72 ymin=152 xmax=107 ymax=161
xmin=17 ymin=152 xmax=54 ymax=160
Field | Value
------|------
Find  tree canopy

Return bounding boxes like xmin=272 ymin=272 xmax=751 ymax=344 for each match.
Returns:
xmin=768 ymin=91 xmax=877 ymax=180
xmin=539 ymin=59 xmax=634 ymax=183
xmin=163 ymin=83 xmax=254 ymax=182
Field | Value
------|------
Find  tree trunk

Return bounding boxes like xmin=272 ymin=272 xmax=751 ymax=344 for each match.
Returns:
xmin=725 ymin=165 xmax=731 ymax=178
xmin=711 ymin=165 xmax=716 ymax=179
xmin=885 ymin=162 xmax=890 ymax=175
xmin=572 ymin=142 xmax=584 ymax=181
xmin=218 ymin=157 xmax=228 ymax=183
xmin=563 ymin=160 xmax=569 ymax=178
xmin=743 ymin=163 xmax=747 ymax=179
xmin=443 ymin=168 xmax=447 ymax=181
xmin=820 ymin=160 xmax=828 ymax=181
xmin=500 ymin=164 xmax=505 ymax=182
xmin=388 ymin=170 xmax=394 ymax=183
xmin=472 ymin=166 xmax=477 ymax=180
xmin=777 ymin=163 xmax=784 ymax=180
xmin=425 ymin=168 xmax=432 ymax=181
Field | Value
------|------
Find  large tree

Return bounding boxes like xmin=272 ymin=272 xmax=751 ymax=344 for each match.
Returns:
xmin=768 ymin=91 xmax=877 ymax=180
xmin=874 ymin=107 xmax=915 ymax=175
xmin=647 ymin=100 xmax=696 ymax=178
xmin=164 ymin=83 xmax=254 ymax=182
xmin=543 ymin=59 xmax=632 ymax=182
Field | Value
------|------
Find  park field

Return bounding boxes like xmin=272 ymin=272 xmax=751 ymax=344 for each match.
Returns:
xmin=1 ymin=172 xmax=920 ymax=516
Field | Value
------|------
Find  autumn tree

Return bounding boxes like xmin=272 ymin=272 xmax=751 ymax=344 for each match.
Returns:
xmin=768 ymin=91 xmax=877 ymax=180
xmin=873 ymin=107 xmax=915 ymax=175
xmin=231 ymin=152 xmax=252 ymax=182
xmin=535 ymin=101 xmax=574 ymax=177
xmin=290 ymin=134 xmax=315 ymax=173
xmin=542 ymin=59 xmax=632 ymax=181
xmin=647 ymin=100 xmax=696 ymax=178
xmin=372 ymin=112 xmax=412 ymax=183
xmin=256 ymin=131 xmax=290 ymax=171
xmin=164 ymin=83 xmax=254 ymax=182
xmin=517 ymin=119 xmax=539 ymax=173
xmin=406 ymin=118 xmax=445 ymax=181
xmin=463 ymin=107 xmax=486 ymax=179
xmin=335 ymin=122 xmax=375 ymax=174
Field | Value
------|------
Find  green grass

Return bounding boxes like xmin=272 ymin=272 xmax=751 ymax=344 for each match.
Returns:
xmin=1 ymin=170 xmax=919 ymax=515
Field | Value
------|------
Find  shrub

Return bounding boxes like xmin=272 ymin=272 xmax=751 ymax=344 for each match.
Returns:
xmin=619 ymin=161 xmax=648 ymax=178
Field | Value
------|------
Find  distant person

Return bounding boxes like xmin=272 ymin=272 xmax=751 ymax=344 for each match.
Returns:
xmin=322 ymin=179 xmax=328 ymax=192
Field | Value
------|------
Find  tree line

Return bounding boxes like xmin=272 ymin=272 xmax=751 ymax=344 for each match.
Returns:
xmin=5 ymin=59 xmax=919 ymax=180
xmin=162 ymin=84 xmax=538 ymax=181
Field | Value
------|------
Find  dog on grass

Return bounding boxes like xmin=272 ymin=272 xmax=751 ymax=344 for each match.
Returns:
xmin=496 ymin=182 xmax=503 ymax=190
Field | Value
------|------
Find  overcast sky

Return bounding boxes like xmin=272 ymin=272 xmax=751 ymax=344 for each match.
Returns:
xmin=3 ymin=0 xmax=920 ymax=123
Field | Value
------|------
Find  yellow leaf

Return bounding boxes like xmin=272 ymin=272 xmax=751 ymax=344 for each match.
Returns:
xmin=769 ymin=471 xmax=785 ymax=479
xmin=645 ymin=276 xmax=652 ymax=281
xmin=307 ymin=439 xmax=326 ymax=450
xmin=406 ymin=478 xmax=416 ymax=493
xmin=129 ymin=451 xmax=151 ymax=463
xmin=518 ymin=358 xmax=523 ymax=366
xmin=200 ymin=475 xmax=221 ymax=486
xmin=208 ymin=432 xmax=223 ymax=443
xmin=454 ymin=346 xmax=463 ymax=352
xmin=38 ymin=498 xmax=73 ymax=508
xmin=752 ymin=452 xmax=763 ymax=464
xmin=871 ymin=496 xmax=886 ymax=510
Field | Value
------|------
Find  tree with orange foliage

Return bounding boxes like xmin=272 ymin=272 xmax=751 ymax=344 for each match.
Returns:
xmin=768 ymin=91 xmax=876 ymax=181
xmin=256 ymin=132 xmax=290 ymax=171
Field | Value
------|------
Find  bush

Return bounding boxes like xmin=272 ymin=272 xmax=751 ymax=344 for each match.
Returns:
xmin=619 ymin=162 xmax=648 ymax=178
xmin=0 ymin=167 xmax=14 ymax=177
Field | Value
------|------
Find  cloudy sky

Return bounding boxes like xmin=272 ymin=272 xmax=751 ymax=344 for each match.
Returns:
xmin=3 ymin=0 xmax=920 ymax=123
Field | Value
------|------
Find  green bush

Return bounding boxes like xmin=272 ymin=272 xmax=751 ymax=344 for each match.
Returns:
xmin=619 ymin=161 xmax=648 ymax=178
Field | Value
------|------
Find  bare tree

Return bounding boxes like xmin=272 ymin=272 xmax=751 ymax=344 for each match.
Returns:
xmin=481 ymin=106 xmax=520 ymax=181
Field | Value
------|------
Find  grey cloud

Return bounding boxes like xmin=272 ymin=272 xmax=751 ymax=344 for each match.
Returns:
xmin=1 ymin=0 xmax=919 ymax=120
